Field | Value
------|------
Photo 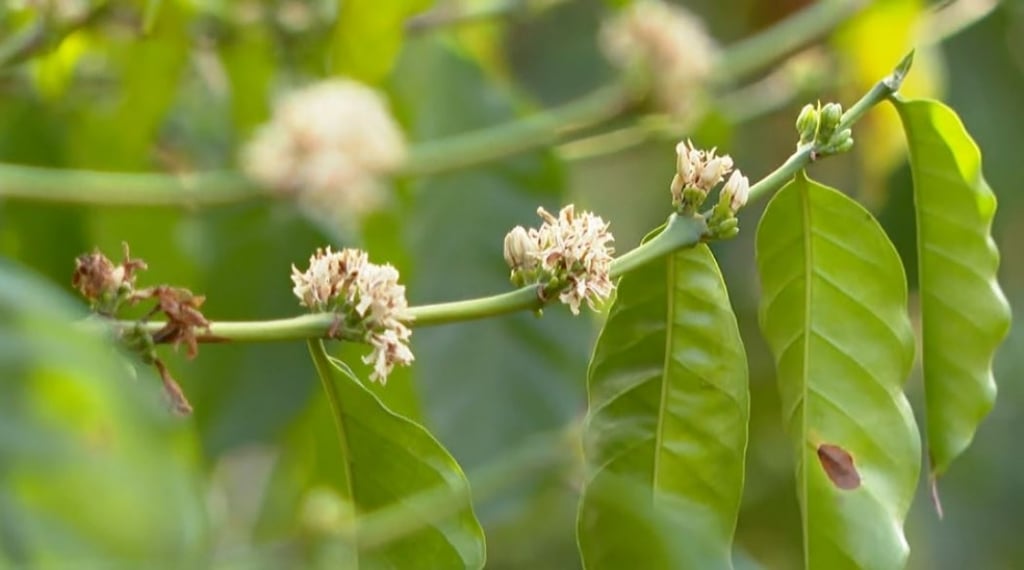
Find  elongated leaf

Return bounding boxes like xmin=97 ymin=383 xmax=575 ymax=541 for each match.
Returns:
xmin=305 ymin=340 xmax=485 ymax=569
xmin=579 ymin=242 xmax=749 ymax=569
xmin=755 ymin=172 xmax=920 ymax=569
xmin=329 ymin=0 xmax=431 ymax=82
xmin=893 ymin=98 xmax=1012 ymax=478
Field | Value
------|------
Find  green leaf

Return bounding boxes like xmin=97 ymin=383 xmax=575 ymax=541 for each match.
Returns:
xmin=304 ymin=340 xmax=486 ymax=568
xmin=893 ymin=98 xmax=1012 ymax=479
xmin=329 ymin=0 xmax=431 ymax=83
xmin=755 ymin=172 xmax=920 ymax=569
xmin=0 ymin=260 xmax=207 ymax=565
xmin=579 ymin=243 xmax=749 ymax=569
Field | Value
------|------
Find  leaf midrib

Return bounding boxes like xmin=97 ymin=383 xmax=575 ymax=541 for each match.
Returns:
xmin=799 ymin=179 xmax=813 ymax=570
xmin=652 ymin=252 xmax=676 ymax=499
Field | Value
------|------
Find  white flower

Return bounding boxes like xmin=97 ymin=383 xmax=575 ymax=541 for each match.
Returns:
xmin=291 ymin=247 xmax=413 ymax=383
xmin=242 ymin=80 xmax=406 ymax=224
xmin=600 ymin=0 xmax=718 ymax=117
xmin=671 ymin=140 xmax=735 ymax=208
xmin=508 ymin=205 xmax=615 ymax=315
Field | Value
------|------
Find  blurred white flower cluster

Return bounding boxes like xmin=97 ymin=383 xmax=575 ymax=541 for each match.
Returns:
xmin=600 ymin=0 xmax=718 ymax=118
xmin=242 ymin=80 xmax=406 ymax=227
xmin=291 ymin=247 xmax=413 ymax=383
xmin=504 ymin=205 xmax=615 ymax=315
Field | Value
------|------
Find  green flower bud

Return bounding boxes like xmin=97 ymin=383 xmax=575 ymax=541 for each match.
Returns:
xmin=796 ymin=103 xmax=819 ymax=144
xmin=837 ymin=137 xmax=854 ymax=153
xmin=831 ymin=130 xmax=854 ymax=154
xmin=817 ymin=102 xmax=843 ymax=142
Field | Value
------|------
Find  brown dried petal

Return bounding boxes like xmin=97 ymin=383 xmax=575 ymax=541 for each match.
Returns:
xmin=154 ymin=359 xmax=193 ymax=416
xmin=136 ymin=286 xmax=210 ymax=359
xmin=72 ymin=251 xmax=118 ymax=300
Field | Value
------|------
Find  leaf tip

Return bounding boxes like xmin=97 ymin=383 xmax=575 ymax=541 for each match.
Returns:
xmin=816 ymin=443 xmax=861 ymax=490
xmin=884 ymin=51 xmax=915 ymax=92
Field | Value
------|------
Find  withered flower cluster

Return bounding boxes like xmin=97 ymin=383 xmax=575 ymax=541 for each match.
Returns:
xmin=73 ymin=244 xmax=208 ymax=415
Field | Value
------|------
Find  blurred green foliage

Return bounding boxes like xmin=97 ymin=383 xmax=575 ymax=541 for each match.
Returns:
xmin=0 ymin=0 xmax=1022 ymax=568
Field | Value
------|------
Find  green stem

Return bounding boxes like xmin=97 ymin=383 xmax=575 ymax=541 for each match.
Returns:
xmin=0 ymin=165 xmax=261 ymax=207
xmin=714 ymin=0 xmax=867 ymax=85
xmin=398 ymin=83 xmax=637 ymax=177
xmin=560 ymin=60 xmax=831 ymax=162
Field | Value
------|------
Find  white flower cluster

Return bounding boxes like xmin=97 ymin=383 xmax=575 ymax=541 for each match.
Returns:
xmin=242 ymin=80 xmax=406 ymax=224
xmin=600 ymin=0 xmax=718 ymax=118
xmin=291 ymin=247 xmax=413 ymax=383
xmin=671 ymin=139 xmax=734 ymax=205
xmin=671 ymin=140 xmax=749 ymax=216
xmin=504 ymin=205 xmax=615 ymax=315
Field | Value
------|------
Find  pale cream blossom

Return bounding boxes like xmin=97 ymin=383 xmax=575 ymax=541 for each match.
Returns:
xmin=671 ymin=140 xmax=735 ymax=208
xmin=600 ymin=0 xmax=718 ymax=117
xmin=243 ymin=80 xmax=406 ymax=225
xmin=291 ymin=247 xmax=413 ymax=383
xmin=503 ymin=225 xmax=539 ymax=274
xmin=504 ymin=205 xmax=615 ymax=315
xmin=720 ymin=170 xmax=750 ymax=213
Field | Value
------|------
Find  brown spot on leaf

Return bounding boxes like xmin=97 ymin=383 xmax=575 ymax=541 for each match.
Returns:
xmin=817 ymin=443 xmax=861 ymax=490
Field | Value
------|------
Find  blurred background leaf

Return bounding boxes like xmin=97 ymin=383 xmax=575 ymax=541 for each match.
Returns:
xmin=0 ymin=259 xmax=207 ymax=566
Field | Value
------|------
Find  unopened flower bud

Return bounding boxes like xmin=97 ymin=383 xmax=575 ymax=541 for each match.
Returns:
xmin=796 ymin=103 xmax=819 ymax=144
xmin=504 ymin=226 xmax=538 ymax=271
xmin=833 ymin=133 xmax=855 ymax=154
xmin=818 ymin=102 xmax=843 ymax=141
xmin=720 ymin=170 xmax=750 ymax=213
xmin=675 ymin=141 xmax=693 ymax=180
xmin=669 ymin=174 xmax=685 ymax=205
xmin=821 ymin=129 xmax=854 ymax=155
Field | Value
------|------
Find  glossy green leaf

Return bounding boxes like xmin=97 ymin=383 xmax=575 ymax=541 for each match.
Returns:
xmin=330 ymin=0 xmax=431 ymax=83
xmin=301 ymin=339 xmax=486 ymax=568
xmin=0 ymin=260 xmax=207 ymax=565
xmin=893 ymin=98 xmax=1012 ymax=478
xmin=579 ymin=242 xmax=749 ymax=569
xmin=755 ymin=172 xmax=920 ymax=569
